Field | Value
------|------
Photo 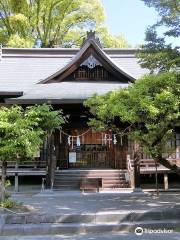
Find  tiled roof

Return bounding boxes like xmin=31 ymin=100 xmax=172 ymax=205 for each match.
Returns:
xmin=6 ymin=82 xmax=128 ymax=104
xmin=0 ymin=47 xmax=149 ymax=102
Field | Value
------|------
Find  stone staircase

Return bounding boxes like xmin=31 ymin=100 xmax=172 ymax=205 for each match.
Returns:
xmin=1 ymin=209 xmax=180 ymax=236
xmin=53 ymin=169 xmax=129 ymax=190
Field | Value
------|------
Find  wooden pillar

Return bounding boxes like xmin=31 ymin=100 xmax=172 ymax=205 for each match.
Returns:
xmin=46 ymin=133 xmax=56 ymax=189
xmin=14 ymin=173 xmax=19 ymax=192
xmin=164 ymin=173 xmax=169 ymax=191
xmin=133 ymin=144 xmax=141 ymax=191
xmin=14 ymin=162 xmax=19 ymax=192
xmin=114 ymin=135 xmax=128 ymax=169
xmin=134 ymin=158 xmax=141 ymax=189
xmin=46 ymin=134 xmax=52 ymax=188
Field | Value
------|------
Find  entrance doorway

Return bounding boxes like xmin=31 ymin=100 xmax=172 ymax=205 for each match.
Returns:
xmin=56 ymin=129 xmax=115 ymax=169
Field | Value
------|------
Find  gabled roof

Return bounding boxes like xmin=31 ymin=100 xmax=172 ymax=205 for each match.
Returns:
xmin=0 ymin=35 xmax=149 ymax=104
xmin=0 ymin=47 xmax=148 ymax=94
xmin=39 ymin=38 xmax=135 ymax=84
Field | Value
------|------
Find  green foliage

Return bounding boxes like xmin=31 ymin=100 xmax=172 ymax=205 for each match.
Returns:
xmin=85 ymin=72 xmax=180 ymax=158
xmin=0 ymin=0 xmax=130 ymax=48
xmin=0 ymin=104 xmax=65 ymax=162
xmin=0 ymin=104 xmax=65 ymax=201
xmin=25 ymin=104 xmax=66 ymax=133
xmin=0 ymin=0 xmax=103 ymax=47
xmin=96 ymin=26 xmax=131 ymax=48
xmin=5 ymin=180 xmax=11 ymax=188
xmin=0 ymin=198 xmax=18 ymax=208
xmin=139 ymin=0 xmax=180 ymax=72
xmin=142 ymin=0 xmax=180 ymax=37
xmin=7 ymin=34 xmax=34 ymax=48
xmin=0 ymin=106 xmax=42 ymax=161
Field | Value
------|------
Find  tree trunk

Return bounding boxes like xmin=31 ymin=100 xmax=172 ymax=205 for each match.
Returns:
xmin=46 ymin=133 xmax=56 ymax=188
xmin=134 ymin=149 xmax=141 ymax=189
xmin=155 ymin=160 xmax=159 ymax=196
xmin=1 ymin=161 xmax=7 ymax=201
xmin=155 ymin=154 xmax=180 ymax=176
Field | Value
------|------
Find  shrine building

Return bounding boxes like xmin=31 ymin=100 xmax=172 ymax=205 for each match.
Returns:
xmin=0 ymin=32 xmax=179 ymax=191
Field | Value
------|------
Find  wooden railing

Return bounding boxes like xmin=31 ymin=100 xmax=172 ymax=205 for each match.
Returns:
xmin=127 ymin=153 xmax=180 ymax=173
xmin=0 ymin=160 xmax=46 ymax=169
xmin=140 ymin=158 xmax=180 ymax=170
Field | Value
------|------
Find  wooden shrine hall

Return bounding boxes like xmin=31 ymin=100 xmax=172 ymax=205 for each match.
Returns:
xmin=0 ymin=32 xmax=180 ymax=191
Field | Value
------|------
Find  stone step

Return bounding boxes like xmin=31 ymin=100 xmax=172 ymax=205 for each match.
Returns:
xmin=3 ymin=210 xmax=180 ymax=225
xmin=54 ymin=179 xmax=127 ymax=183
xmin=54 ymin=175 xmax=126 ymax=179
xmin=53 ymin=183 xmax=129 ymax=189
xmin=54 ymin=169 xmax=129 ymax=190
xmin=1 ymin=220 xmax=180 ymax=236
xmin=55 ymin=170 xmax=127 ymax=172
xmin=53 ymin=185 xmax=79 ymax=189
xmin=102 ymin=184 xmax=129 ymax=188
xmin=54 ymin=172 xmax=128 ymax=177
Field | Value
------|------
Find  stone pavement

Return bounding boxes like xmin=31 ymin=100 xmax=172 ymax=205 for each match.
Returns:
xmin=10 ymin=191 xmax=180 ymax=215
xmin=0 ymin=232 xmax=180 ymax=240
xmin=1 ymin=191 xmax=180 ymax=238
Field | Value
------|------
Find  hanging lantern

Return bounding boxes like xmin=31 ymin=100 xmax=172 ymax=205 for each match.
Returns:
xmin=76 ymin=136 xmax=81 ymax=146
xmin=113 ymin=134 xmax=117 ymax=145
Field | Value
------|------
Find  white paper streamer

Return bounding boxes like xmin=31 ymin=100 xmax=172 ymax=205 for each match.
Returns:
xmin=68 ymin=136 xmax=71 ymax=146
xmin=76 ymin=136 xmax=81 ymax=146
xmin=113 ymin=135 xmax=117 ymax=145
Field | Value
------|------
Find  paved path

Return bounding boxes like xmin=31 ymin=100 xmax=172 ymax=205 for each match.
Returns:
xmin=0 ymin=233 xmax=180 ymax=240
xmin=1 ymin=192 xmax=180 ymax=239
xmin=10 ymin=191 xmax=180 ymax=215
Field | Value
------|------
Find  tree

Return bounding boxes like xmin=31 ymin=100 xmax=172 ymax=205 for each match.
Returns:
xmin=0 ymin=0 xmax=104 ymax=47
xmin=138 ymin=0 xmax=180 ymax=72
xmin=60 ymin=26 xmax=131 ymax=48
xmin=85 ymin=72 xmax=180 ymax=175
xmin=96 ymin=26 xmax=131 ymax=48
xmin=0 ymin=0 xmax=130 ymax=48
xmin=0 ymin=104 xmax=65 ymax=201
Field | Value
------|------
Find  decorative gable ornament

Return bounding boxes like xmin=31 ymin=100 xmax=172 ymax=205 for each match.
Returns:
xmin=80 ymin=55 xmax=102 ymax=69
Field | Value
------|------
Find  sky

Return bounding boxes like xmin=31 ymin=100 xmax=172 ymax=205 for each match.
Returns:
xmin=101 ymin=0 xmax=177 ymax=47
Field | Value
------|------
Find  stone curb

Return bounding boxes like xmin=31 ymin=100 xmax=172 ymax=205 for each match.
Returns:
xmin=0 ymin=220 xmax=180 ymax=236
xmin=1 ymin=209 xmax=180 ymax=225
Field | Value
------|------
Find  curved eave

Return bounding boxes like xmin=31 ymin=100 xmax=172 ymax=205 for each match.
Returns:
xmin=38 ymin=40 xmax=135 ymax=84
xmin=5 ymin=98 xmax=85 ymax=105
xmin=0 ymin=91 xmax=23 ymax=96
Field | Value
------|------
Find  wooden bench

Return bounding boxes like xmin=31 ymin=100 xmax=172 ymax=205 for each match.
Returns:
xmin=80 ymin=178 xmax=102 ymax=192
